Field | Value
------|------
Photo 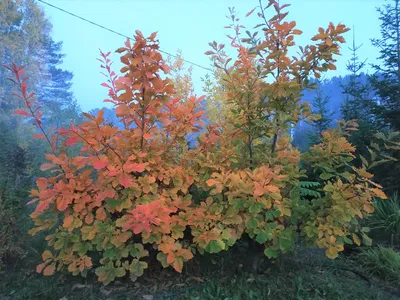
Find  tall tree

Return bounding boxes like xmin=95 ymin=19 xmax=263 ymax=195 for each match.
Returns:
xmin=38 ymin=38 xmax=81 ymax=130
xmin=340 ymin=30 xmax=379 ymax=164
xmin=309 ymin=82 xmax=334 ymax=144
xmin=369 ymin=0 xmax=400 ymax=131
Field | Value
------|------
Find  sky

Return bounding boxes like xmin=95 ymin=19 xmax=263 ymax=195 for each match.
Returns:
xmin=39 ymin=0 xmax=385 ymax=112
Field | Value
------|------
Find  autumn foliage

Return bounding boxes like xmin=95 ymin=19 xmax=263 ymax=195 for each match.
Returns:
xmin=5 ymin=0 xmax=388 ymax=285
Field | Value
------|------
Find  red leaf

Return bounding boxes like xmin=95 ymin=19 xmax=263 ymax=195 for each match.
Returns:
xmin=93 ymin=157 xmax=108 ymax=169
xmin=32 ymin=134 xmax=46 ymax=140
xmin=36 ymin=200 xmax=51 ymax=212
xmin=119 ymin=172 xmax=133 ymax=188
xmin=65 ymin=136 xmax=80 ymax=146
xmin=143 ymin=133 xmax=153 ymax=140
xmin=14 ymin=109 xmax=30 ymax=116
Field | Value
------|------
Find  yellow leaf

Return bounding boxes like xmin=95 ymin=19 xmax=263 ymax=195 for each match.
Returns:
xmin=358 ymin=168 xmax=373 ymax=179
xmin=352 ymin=234 xmax=361 ymax=246
xmin=326 ymin=246 xmax=338 ymax=259
xmin=42 ymin=250 xmax=53 ymax=261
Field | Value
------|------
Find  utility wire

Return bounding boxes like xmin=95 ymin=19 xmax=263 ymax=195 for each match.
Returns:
xmin=37 ymin=0 xmax=213 ymax=72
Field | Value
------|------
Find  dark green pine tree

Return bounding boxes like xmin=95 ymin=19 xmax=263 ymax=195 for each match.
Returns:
xmin=341 ymin=29 xmax=369 ymax=122
xmin=38 ymin=38 xmax=81 ymax=130
xmin=369 ymin=0 xmax=400 ymax=131
xmin=309 ymin=81 xmax=334 ymax=145
xmin=340 ymin=29 xmax=380 ymax=163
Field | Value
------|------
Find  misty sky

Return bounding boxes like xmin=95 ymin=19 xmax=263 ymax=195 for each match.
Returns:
xmin=39 ymin=0 xmax=384 ymax=112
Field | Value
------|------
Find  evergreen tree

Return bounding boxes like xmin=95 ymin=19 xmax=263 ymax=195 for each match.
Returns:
xmin=340 ymin=30 xmax=379 ymax=166
xmin=341 ymin=30 xmax=369 ymax=121
xmin=369 ymin=0 xmax=400 ymax=131
xmin=38 ymin=38 xmax=81 ymax=130
xmin=309 ymin=82 xmax=334 ymax=145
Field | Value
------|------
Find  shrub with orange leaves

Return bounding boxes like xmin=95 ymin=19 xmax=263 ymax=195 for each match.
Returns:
xmin=7 ymin=30 xmax=208 ymax=285
xmin=5 ymin=0 xmax=389 ymax=285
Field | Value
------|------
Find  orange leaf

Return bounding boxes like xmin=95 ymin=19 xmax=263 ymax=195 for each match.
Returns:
xmin=371 ymin=188 xmax=387 ymax=199
xmin=167 ymin=252 xmax=175 ymax=264
xmin=36 ymin=262 xmax=47 ymax=273
xmin=43 ymin=263 xmax=56 ymax=276
xmin=363 ymin=204 xmax=374 ymax=213
xmin=63 ymin=215 xmax=74 ymax=228
xmin=56 ymin=196 xmax=71 ymax=211
xmin=265 ymin=185 xmax=279 ymax=193
xmin=84 ymin=256 xmax=93 ymax=268
xmin=123 ymin=162 xmax=146 ymax=173
xmin=206 ymin=179 xmax=219 ymax=187
xmin=42 ymin=250 xmax=53 ymax=261
xmin=253 ymin=182 xmax=265 ymax=197
xmin=85 ymin=213 xmax=94 ymax=224
xmin=96 ymin=207 xmax=107 ymax=221
xmin=143 ymin=133 xmax=153 ymax=140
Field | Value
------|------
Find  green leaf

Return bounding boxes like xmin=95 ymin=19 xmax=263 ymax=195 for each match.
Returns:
xmin=265 ymin=211 xmax=274 ymax=221
xmin=249 ymin=203 xmax=262 ymax=214
xmin=272 ymin=209 xmax=280 ymax=217
xmin=324 ymin=183 xmax=335 ymax=192
xmin=320 ymin=173 xmax=334 ymax=180
xmin=206 ymin=240 xmax=225 ymax=253
xmin=271 ymin=192 xmax=282 ymax=200
xmin=129 ymin=259 xmax=147 ymax=277
xmin=256 ymin=230 xmax=271 ymax=243
xmin=278 ymin=237 xmax=292 ymax=250
xmin=115 ymin=267 xmax=126 ymax=278
xmin=247 ymin=218 xmax=258 ymax=229
xmin=264 ymin=247 xmax=279 ymax=258
xmin=359 ymin=155 xmax=369 ymax=167
xmin=362 ymin=233 xmax=372 ymax=246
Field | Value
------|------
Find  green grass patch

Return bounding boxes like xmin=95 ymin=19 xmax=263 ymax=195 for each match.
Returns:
xmin=1 ymin=244 xmax=400 ymax=300
xmin=358 ymin=246 xmax=400 ymax=284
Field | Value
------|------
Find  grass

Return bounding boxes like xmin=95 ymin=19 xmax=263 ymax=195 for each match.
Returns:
xmin=368 ymin=193 xmax=400 ymax=246
xmin=1 ymin=244 xmax=400 ymax=300
xmin=358 ymin=246 xmax=400 ymax=284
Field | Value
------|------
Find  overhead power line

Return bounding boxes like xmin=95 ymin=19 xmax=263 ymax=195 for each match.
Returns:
xmin=37 ymin=0 xmax=212 ymax=72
